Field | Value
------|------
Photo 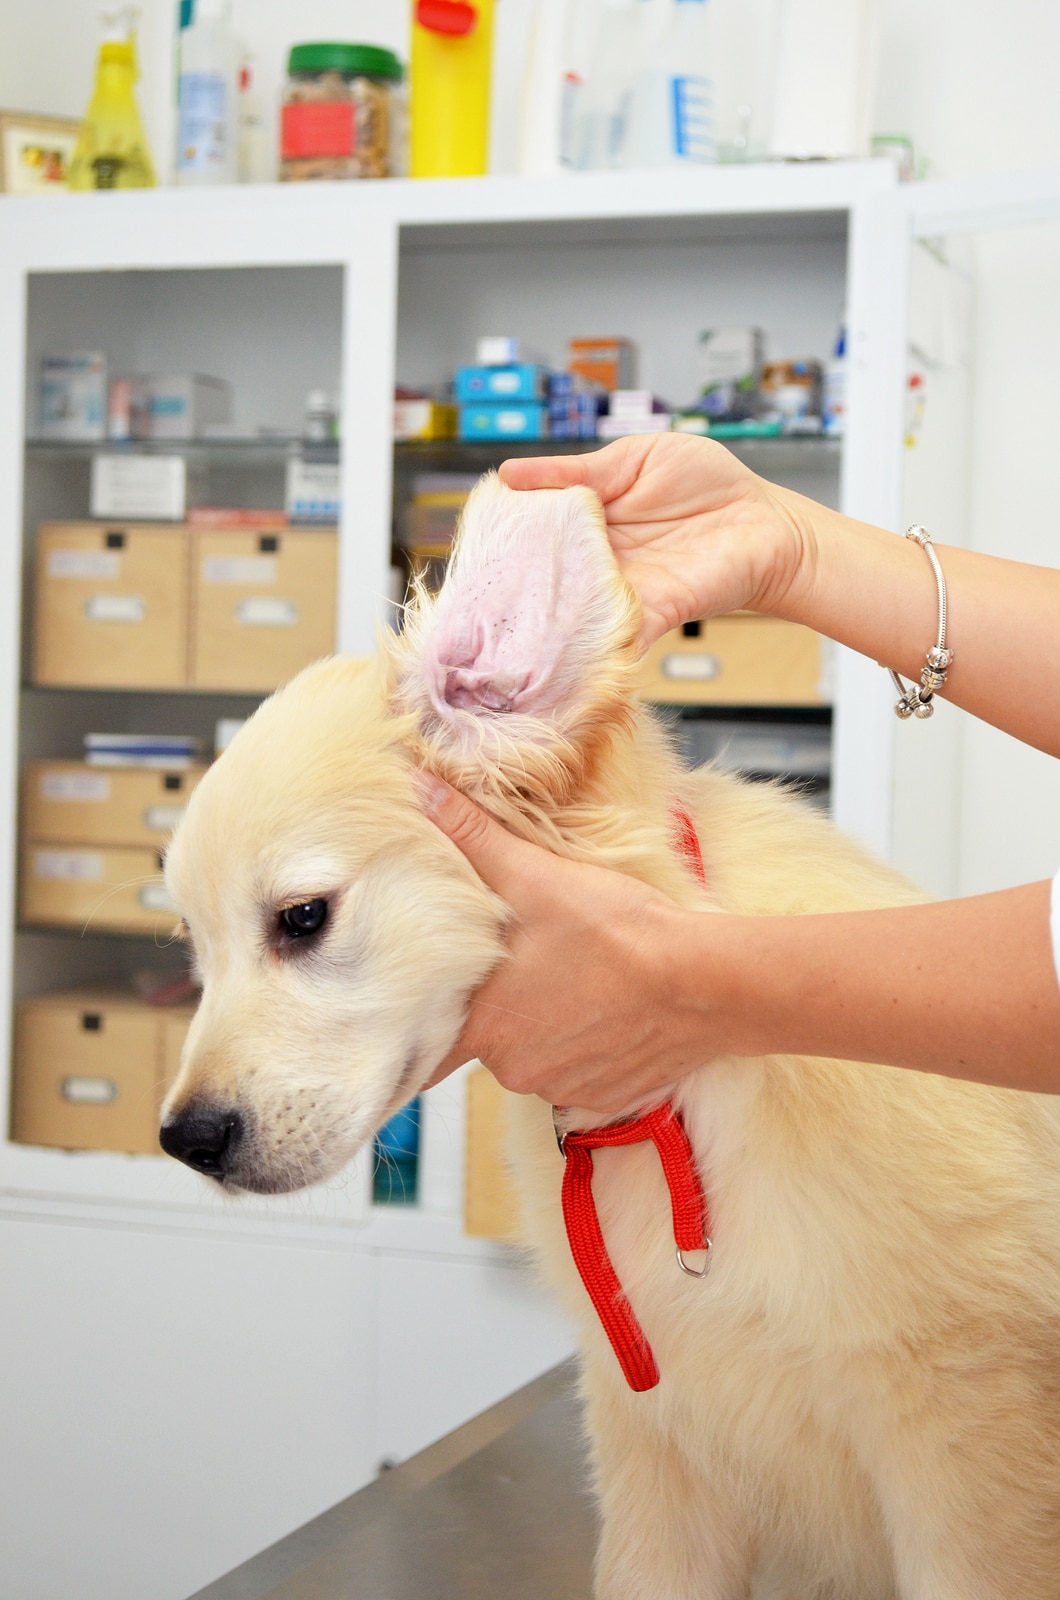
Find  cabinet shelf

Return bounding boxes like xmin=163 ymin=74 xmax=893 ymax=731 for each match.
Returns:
xmin=393 ymin=433 xmax=840 ymax=476
xmin=25 ymin=436 xmax=338 ymax=468
xmin=27 ymin=435 xmax=840 ymax=466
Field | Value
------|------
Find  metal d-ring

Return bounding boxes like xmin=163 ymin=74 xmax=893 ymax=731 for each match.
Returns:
xmin=677 ymin=1240 xmax=712 ymax=1278
xmin=552 ymin=1104 xmax=568 ymax=1156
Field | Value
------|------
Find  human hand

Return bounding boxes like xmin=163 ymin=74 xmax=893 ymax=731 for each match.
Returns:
xmin=499 ymin=433 xmax=812 ymax=649
xmin=418 ymin=776 xmax=721 ymax=1114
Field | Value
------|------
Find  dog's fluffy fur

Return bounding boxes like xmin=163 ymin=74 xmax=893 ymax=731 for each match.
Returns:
xmin=163 ymin=474 xmax=1060 ymax=1598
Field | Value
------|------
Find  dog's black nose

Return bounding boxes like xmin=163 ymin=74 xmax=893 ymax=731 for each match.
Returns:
xmin=159 ymin=1105 xmax=243 ymax=1179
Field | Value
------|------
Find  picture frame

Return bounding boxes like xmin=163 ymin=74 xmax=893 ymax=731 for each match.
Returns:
xmin=0 ymin=111 xmax=80 ymax=194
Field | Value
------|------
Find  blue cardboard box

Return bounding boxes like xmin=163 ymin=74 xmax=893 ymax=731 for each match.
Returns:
xmin=459 ymin=402 xmax=549 ymax=441
xmin=454 ymin=364 xmax=551 ymax=402
xmin=549 ymin=391 xmax=601 ymax=439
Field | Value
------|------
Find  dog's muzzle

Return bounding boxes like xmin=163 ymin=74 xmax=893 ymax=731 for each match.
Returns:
xmin=159 ymin=1102 xmax=244 ymax=1181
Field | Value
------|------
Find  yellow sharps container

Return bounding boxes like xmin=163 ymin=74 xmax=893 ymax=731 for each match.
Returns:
xmin=410 ymin=0 xmax=495 ymax=177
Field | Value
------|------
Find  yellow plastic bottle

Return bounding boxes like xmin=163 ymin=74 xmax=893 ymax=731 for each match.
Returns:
xmin=67 ymin=8 xmax=157 ymax=190
xmin=410 ymin=0 xmax=495 ymax=177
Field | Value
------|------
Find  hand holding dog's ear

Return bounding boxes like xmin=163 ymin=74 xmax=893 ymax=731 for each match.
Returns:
xmin=499 ymin=433 xmax=810 ymax=649
xmin=416 ymin=776 xmax=719 ymax=1110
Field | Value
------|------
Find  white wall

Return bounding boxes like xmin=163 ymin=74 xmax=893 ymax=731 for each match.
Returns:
xmin=874 ymin=0 xmax=1060 ymax=895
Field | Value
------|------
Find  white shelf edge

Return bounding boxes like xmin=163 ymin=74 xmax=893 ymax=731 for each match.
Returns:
xmin=1 ymin=161 xmax=899 ymax=269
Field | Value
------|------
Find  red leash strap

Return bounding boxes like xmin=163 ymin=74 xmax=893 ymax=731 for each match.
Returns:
xmin=556 ymin=805 xmax=712 ymax=1393
xmin=671 ymin=804 xmax=706 ymax=886
xmin=559 ymin=1104 xmax=711 ymax=1391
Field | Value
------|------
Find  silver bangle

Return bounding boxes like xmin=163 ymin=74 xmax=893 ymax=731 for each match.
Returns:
xmin=888 ymin=525 xmax=954 ymax=720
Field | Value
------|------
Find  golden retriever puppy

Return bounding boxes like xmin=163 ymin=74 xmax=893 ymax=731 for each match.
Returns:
xmin=162 ymin=473 xmax=1060 ymax=1599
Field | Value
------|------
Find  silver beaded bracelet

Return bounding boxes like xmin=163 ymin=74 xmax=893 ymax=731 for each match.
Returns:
xmin=888 ymin=525 xmax=954 ymax=720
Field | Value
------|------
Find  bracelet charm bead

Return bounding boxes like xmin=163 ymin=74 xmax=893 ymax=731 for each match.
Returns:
xmin=888 ymin=526 xmax=953 ymax=720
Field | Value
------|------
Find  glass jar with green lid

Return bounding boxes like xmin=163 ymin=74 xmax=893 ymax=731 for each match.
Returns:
xmin=280 ymin=42 xmax=404 ymax=181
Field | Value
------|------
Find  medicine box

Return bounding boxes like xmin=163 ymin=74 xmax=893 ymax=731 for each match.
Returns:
xmin=32 ymin=521 xmax=189 ymax=689
xmin=596 ymin=413 xmax=672 ymax=438
xmin=285 ymin=457 xmax=340 ymax=523
xmin=637 ymin=615 xmax=828 ymax=707
xmin=38 ymin=351 xmax=106 ymax=441
xmin=393 ymin=398 xmax=458 ymax=441
xmin=453 ymin=365 xmax=550 ymax=403
xmin=189 ymin=526 xmax=338 ymax=692
xmin=12 ymin=990 xmax=195 ymax=1156
xmin=23 ymin=761 xmax=207 ymax=851
xmin=474 ymin=336 xmax=545 ymax=367
xmin=20 ymin=841 xmax=177 ymax=935
xmin=464 ymin=1065 xmax=520 ymax=1240
xmin=90 ymin=453 xmax=192 ymax=520
xmin=144 ymin=373 xmax=232 ymax=441
xmin=458 ymin=402 xmax=549 ymax=442
xmin=697 ymin=326 xmax=763 ymax=422
xmin=568 ymin=337 xmax=636 ymax=393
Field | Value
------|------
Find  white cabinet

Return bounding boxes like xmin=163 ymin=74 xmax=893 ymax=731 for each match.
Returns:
xmin=0 ymin=163 xmax=915 ymax=1220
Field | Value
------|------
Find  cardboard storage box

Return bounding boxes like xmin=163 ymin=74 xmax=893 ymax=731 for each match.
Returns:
xmin=189 ymin=526 xmax=337 ymax=692
xmin=463 ymin=1065 xmax=520 ymax=1242
xmin=20 ymin=841 xmax=176 ymax=935
xmin=23 ymin=761 xmax=207 ymax=849
xmin=637 ymin=614 xmax=828 ymax=707
xmin=33 ymin=521 xmax=189 ymax=688
xmin=12 ymin=990 xmax=195 ymax=1156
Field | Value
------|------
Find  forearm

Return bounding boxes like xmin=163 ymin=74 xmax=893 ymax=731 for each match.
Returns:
xmin=771 ymin=489 xmax=1060 ymax=757
xmin=688 ymin=881 xmax=1060 ymax=1092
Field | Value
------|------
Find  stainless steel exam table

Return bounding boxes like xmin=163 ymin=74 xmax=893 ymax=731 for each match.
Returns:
xmin=189 ymin=1359 xmax=596 ymax=1600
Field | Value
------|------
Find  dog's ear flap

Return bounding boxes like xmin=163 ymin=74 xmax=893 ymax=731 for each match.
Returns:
xmin=390 ymin=473 xmax=641 ymax=804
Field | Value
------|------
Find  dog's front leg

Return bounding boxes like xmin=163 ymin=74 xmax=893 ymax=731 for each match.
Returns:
xmin=585 ymin=1376 xmax=754 ymax=1600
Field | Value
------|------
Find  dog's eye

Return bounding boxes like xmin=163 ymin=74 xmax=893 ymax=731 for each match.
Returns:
xmin=279 ymin=898 xmax=329 ymax=939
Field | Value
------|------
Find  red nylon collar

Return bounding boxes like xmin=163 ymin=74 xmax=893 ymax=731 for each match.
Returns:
xmin=555 ymin=805 xmax=711 ymax=1392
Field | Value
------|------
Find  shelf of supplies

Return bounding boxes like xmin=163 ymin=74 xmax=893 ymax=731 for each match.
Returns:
xmin=26 ymin=433 xmax=842 ymax=473
xmin=393 ymin=435 xmax=842 ymax=473
xmin=24 ymin=437 xmax=339 ymax=468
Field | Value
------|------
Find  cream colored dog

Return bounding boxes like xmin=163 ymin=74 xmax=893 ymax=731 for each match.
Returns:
xmin=162 ymin=474 xmax=1060 ymax=1599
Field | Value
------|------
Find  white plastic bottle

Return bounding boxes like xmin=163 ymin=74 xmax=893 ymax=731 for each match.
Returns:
xmin=571 ymin=0 xmax=645 ymax=170
xmin=518 ymin=0 xmax=568 ymax=175
xmin=822 ymin=326 xmax=847 ymax=438
xmin=237 ymin=55 xmax=271 ymax=184
xmin=175 ymin=0 xmax=240 ymax=185
xmin=624 ymin=0 xmax=716 ymax=167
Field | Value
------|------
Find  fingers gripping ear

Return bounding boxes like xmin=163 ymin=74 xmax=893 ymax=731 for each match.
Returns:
xmin=391 ymin=474 xmax=640 ymax=794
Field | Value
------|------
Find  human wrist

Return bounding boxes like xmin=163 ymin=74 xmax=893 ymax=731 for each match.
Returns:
xmin=660 ymin=907 xmax=763 ymax=1063
xmin=747 ymin=481 xmax=821 ymax=623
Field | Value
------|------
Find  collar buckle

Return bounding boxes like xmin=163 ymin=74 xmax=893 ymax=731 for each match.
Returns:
xmin=551 ymin=1103 xmax=567 ymax=1156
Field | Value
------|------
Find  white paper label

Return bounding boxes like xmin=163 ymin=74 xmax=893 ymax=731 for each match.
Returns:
xmin=204 ymin=556 xmax=277 ymax=586
xmin=47 ymin=550 xmax=121 ymax=580
xmin=34 ymin=849 xmax=104 ymax=881
xmin=85 ymin=593 xmax=145 ymax=623
xmin=495 ymin=410 xmax=531 ymax=433
xmin=144 ymin=805 xmax=186 ymax=832
xmin=62 ymin=1076 xmax=118 ymax=1105
xmin=139 ymin=882 xmax=176 ymax=912
xmin=662 ymin=652 xmax=721 ymax=682
xmin=40 ymin=772 xmax=111 ymax=803
xmin=236 ymin=597 xmax=297 ymax=628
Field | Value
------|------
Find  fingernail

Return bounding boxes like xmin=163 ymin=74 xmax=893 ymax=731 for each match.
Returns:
xmin=411 ymin=769 xmax=449 ymax=817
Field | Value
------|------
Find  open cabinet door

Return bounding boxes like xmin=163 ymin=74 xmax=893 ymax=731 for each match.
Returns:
xmin=840 ymin=167 xmax=1060 ymax=897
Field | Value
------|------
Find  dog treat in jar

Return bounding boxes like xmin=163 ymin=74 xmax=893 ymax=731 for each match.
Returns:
xmin=280 ymin=42 xmax=403 ymax=181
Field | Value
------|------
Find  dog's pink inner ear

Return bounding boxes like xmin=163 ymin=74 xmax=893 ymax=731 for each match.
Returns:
xmin=426 ymin=536 xmax=594 ymax=722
